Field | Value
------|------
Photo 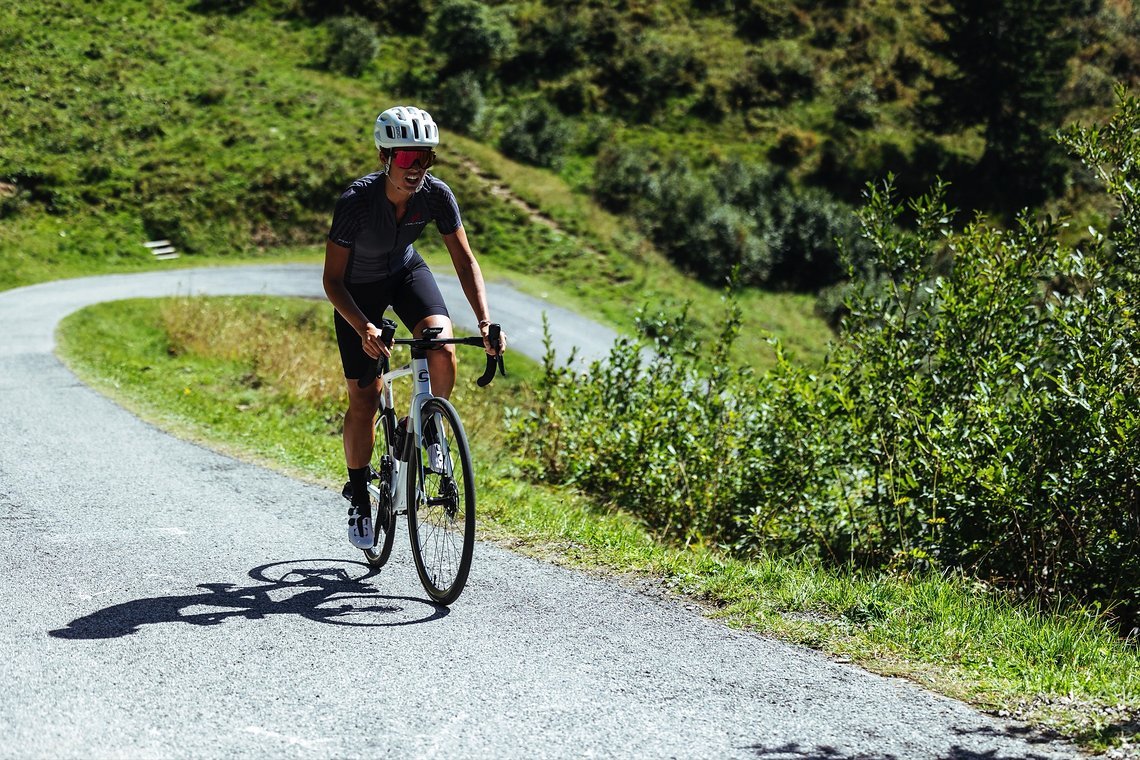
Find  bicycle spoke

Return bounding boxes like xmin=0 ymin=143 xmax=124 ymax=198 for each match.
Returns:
xmin=407 ymin=399 xmax=475 ymax=605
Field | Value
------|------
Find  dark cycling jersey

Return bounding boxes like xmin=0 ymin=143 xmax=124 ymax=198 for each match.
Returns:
xmin=327 ymin=172 xmax=462 ymax=284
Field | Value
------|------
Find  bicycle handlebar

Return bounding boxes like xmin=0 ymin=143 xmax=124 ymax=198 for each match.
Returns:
xmin=356 ymin=320 xmax=507 ymax=389
xmin=477 ymin=323 xmax=505 ymax=388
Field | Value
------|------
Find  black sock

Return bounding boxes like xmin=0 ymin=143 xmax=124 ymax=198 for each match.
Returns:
xmin=348 ymin=466 xmax=370 ymax=506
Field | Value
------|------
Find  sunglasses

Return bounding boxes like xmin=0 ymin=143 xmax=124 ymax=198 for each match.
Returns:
xmin=392 ymin=149 xmax=436 ymax=171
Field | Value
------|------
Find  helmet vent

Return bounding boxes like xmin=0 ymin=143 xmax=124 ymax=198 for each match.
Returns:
xmin=412 ymin=120 xmax=421 ymax=140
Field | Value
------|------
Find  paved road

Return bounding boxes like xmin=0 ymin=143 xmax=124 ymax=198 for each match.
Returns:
xmin=1 ymin=265 xmax=1083 ymax=759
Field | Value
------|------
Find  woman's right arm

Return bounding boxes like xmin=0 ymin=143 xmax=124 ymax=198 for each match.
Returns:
xmin=323 ymin=240 xmax=387 ymax=359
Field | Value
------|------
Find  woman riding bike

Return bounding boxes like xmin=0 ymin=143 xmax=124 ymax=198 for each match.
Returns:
xmin=323 ymin=105 xmax=506 ymax=549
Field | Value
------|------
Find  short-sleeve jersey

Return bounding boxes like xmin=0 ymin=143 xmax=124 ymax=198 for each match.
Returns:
xmin=327 ymin=172 xmax=462 ymax=284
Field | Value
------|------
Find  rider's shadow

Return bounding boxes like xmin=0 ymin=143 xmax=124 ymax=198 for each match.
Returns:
xmin=49 ymin=559 xmax=448 ymax=640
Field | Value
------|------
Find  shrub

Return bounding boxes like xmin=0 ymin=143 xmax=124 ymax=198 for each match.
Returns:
xmin=545 ymin=70 xmax=602 ymax=116
xmin=323 ymin=16 xmax=378 ymax=77
xmin=497 ymin=99 xmax=572 ymax=169
xmin=428 ymin=0 xmax=517 ymax=79
xmin=600 ymin=35 xmax=705 ymax=121
xmin=433 ymin=72 xmax=487 ymax=135
xmin=834 ymin=80 xmax=878 ymax=128
xmin=592 ymin=143 xmax=658 ymax=213
xmin=832 ymin=177 xmax=1140 ymax=617
xmin=731 ymin=40 xmax=817 ymax=108
xmin=607 ymin=156 xmax=864 ymax=291
xmin=287 ymin=0 xmax=429 ymax=33
xmin=768 ymin=185 xmax=868 ymax=288
xmin=733 ymin=0 xmax=807 ymax=40
xmin=767 ymin=128 xmax=820 ymax=167
xmin=509 ymin=300 xmax=829 ymax=549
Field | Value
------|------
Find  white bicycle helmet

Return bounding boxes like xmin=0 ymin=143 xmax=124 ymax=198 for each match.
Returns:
xmin=373 ymin=106 xmax=440 ymax=151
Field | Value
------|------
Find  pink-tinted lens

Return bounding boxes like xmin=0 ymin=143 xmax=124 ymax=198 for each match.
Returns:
xmin=394 ymin=150 xmax=433 ymax=170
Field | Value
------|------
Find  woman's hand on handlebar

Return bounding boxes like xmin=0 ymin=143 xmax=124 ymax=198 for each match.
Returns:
xmin=359 ymin=322 xmax=392 ymax=360
xmin=480 ymin=322 xmax=506 ymax=356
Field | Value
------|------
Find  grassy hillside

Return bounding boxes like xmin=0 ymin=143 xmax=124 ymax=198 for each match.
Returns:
xmin=0 ymin=0 xmax=832 ymax=366
xmin=6 ymin=0 xmax=1135 ymax=358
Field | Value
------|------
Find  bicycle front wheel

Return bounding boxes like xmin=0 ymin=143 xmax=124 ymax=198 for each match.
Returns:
xmin=406 ymin=397 xmax=475 ymax=605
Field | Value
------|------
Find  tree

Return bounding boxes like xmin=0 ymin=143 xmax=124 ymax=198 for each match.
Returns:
xmin=927 ymin=0 xmax=1094 ymax=210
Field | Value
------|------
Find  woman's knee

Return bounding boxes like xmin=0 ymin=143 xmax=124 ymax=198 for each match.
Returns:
xmin=345 ymin=381 xmax=378 ymax=417
xmin=428 ymin=344 xmax=457 ymax=372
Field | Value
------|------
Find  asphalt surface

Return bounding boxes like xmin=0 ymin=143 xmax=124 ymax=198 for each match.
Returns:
xmin=1 ymin=265 xmax=1085 ymax=759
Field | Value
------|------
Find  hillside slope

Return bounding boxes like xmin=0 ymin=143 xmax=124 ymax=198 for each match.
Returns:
xmin=0 ymin=0 xmax=832 ymax=365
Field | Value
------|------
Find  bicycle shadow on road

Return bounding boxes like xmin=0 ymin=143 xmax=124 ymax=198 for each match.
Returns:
xmin=48 ymin=559 xmax=448 ymax=640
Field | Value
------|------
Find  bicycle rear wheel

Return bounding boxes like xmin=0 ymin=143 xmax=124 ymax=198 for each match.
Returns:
xmin=363 ymin=412 xmax=398 ymax=567
xmin=406 ymin=397 xmax=475 ymax=605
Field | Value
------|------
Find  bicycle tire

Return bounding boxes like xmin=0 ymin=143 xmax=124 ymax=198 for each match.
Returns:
xmin=363 ymin=412 xmax=398 ymax=568
xmin=406 ymin=396 xmax=475 ymax=605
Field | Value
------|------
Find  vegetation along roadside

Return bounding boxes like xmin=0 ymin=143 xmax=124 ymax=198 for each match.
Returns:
xmin=58 ymin=292 xmax=1138 ymax=757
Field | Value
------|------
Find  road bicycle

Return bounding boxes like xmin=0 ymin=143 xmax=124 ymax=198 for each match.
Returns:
xmin=342 ymin=318 xmax=505 ymax=606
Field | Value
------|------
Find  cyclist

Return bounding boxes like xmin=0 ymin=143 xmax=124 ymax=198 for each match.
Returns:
xmin=323 ymin=105 xmax=506 ymax=550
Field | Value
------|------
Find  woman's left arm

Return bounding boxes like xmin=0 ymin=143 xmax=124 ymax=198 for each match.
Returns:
xmin=442 ymin=226 xmax=505 ymax=355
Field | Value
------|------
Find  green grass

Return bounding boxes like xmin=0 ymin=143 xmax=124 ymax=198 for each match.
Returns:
xmin=57 ymin=295 xmax=1140 ymax=756
xmin=0 ymin=0 xmax=833 ymax=370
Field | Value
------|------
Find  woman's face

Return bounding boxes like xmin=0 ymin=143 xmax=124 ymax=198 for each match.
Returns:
xmin=386 ymin=148 xmax=435 ymax=194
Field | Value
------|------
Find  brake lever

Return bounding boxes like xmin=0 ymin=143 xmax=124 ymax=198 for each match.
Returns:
xmin=356 ymin=318 xmax=397 ymax=388
xmin=476 ymin=323 xmax=505 ymax=387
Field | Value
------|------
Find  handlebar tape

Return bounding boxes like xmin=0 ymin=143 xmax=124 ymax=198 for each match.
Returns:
xmin=476 ymin=323 xmax=506 ymax=387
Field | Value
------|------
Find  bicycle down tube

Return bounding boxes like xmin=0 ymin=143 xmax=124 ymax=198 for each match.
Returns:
xmin=368 ymin=347 xmax=434 ymax=519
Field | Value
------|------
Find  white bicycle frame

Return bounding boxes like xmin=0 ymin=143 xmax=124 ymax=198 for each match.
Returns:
xmin=365 ymin=351 xmax=435 ymax=515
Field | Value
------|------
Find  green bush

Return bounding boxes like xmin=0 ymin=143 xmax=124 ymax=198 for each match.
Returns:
xmin=592 ymin=153 xmax=866 ymax=291
xmin=599 ymin=35 xmax=705 ymax=121
xmin=832 ymin=176 xmax=1139 ymax=616
xmin=285 ymin=0 xmax=431 ymax=33
xmin=835 ymin=80 xmax=878 ymax=128
xmin=323 ymin=16 xmax=378 ymax=77
xmin=591 ymin=143 xmax=657 ymax=212
xmin=733 ymin=0 xmax=808 ymax=40
xmin=433 ymin=72 xmax=487 ymax=135
xmin=514 ymin=95 xmax=1140 ymax=628
xmin=428 ymin=0 xmax=517 ymax=79
xmin=497 ymin=99 xmax=572 ymax=169
xmin=731 ymin=40 xmax=817 ymax=108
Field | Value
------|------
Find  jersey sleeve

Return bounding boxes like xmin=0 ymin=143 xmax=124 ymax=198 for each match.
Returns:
xmin=428 ymin=179 xmax=463 ymax=235
xmin=327 ymin=188 xmax=365 ymax=248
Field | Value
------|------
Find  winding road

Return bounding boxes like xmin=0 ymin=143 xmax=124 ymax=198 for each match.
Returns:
xmin=0 ymin=265 xmax=1082 ymax=759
